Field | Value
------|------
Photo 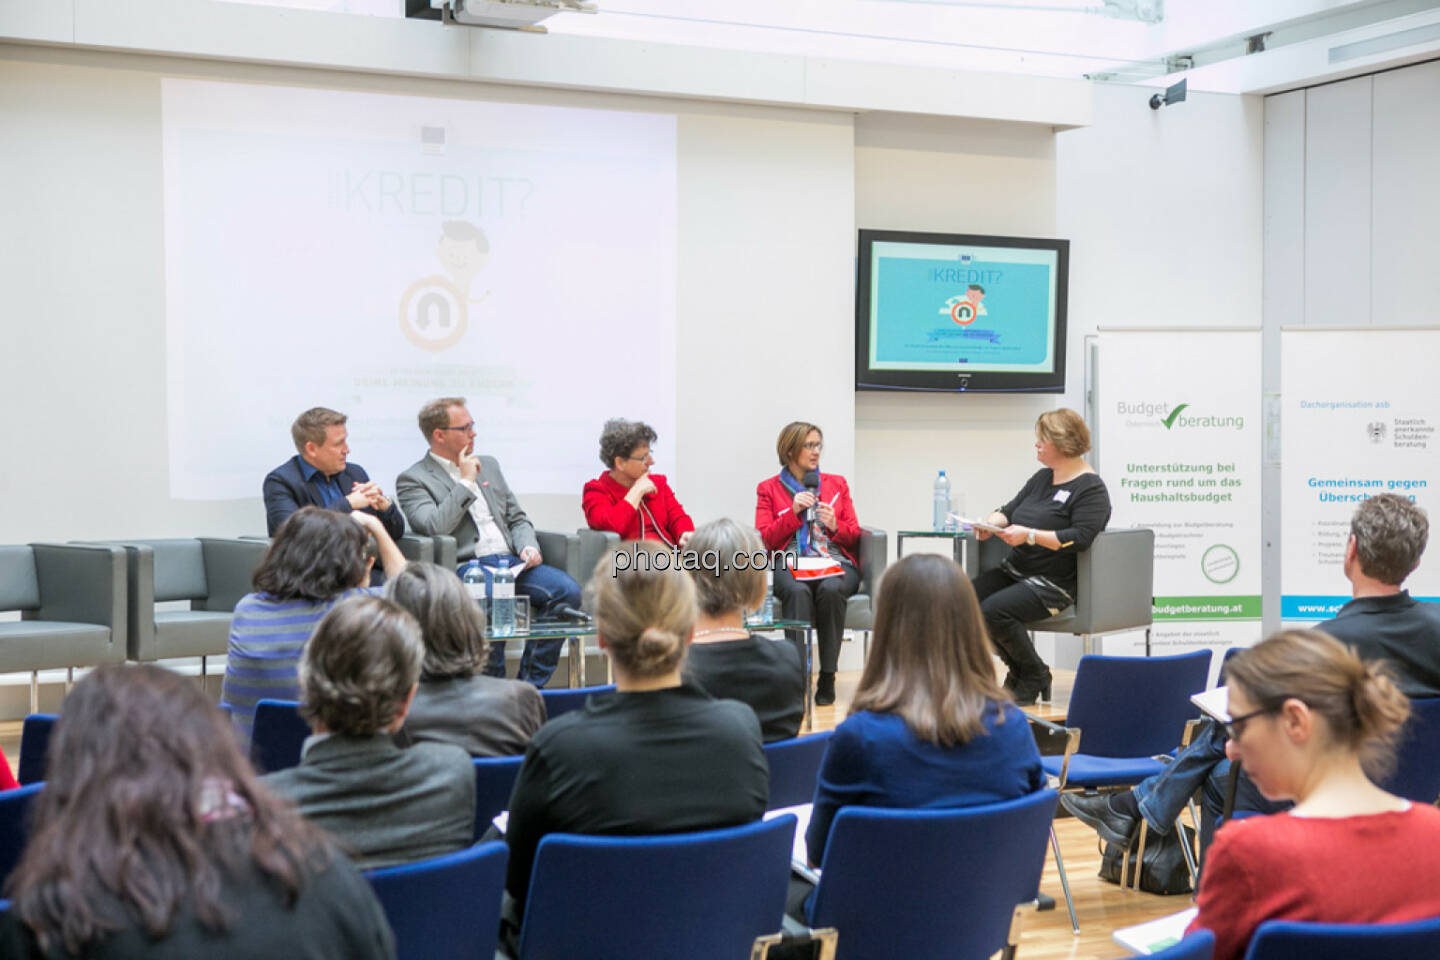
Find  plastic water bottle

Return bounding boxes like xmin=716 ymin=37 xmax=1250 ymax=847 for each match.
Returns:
xmin=460 ymin=560 xmax=487 ymax=601
xmin=490 ymin=560 xmax=516 ymax=638
xmin=933 ymin=470 xmax=952 ymax=532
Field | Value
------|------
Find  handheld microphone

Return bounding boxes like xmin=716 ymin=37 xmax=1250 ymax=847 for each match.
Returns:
xmin=802 ymin=470 xmax=820 ymax=525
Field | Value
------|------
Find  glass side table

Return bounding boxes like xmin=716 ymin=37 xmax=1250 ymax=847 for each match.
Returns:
xmin=895 ymin=529 xmax=979 ymax=577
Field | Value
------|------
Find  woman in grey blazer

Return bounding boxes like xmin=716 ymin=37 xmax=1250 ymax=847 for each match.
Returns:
xmin=387 ymin=562 xmax=546 ymax=757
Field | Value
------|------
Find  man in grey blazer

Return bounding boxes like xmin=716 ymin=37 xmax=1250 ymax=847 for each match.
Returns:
xmin=395 ymin=396 xmax=580 ymax=686
xmin=263 ymin=595 xmax=475 ymax=871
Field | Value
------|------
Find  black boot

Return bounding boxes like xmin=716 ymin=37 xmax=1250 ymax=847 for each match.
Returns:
xmin=1010 ymin=668 xmax=1053 ymax=707
xmin=815 ymin=671 xmax=836 ymax=706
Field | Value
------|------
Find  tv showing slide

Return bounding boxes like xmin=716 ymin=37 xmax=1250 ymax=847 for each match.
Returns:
xmin=855 ymin=229 xmax=1069 ymax=393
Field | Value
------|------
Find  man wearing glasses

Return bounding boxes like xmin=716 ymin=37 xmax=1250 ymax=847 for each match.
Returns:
xmin=396 ymin=397 xmax=581 ymax=686
xmin=1063 ymin=493 xmax=1440 ymax=851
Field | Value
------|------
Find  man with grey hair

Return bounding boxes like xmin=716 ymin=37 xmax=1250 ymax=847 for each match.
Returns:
xmin=263 ymin=406 xmax=404 ymax=541
xmin=396 ymin=397 xmax=580 ymax=686
xmin=1064 ymin=493 xmax=1440 ymax=851
xmin=263 ymin=594 xmax=475 ymax=870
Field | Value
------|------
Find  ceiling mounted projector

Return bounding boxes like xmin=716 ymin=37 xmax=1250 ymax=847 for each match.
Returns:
xmin=409 ymin=0 xmax=597 ymax=31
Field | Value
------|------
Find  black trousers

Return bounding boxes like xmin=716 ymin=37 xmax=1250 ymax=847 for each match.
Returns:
xmin=774 ymin=559 xmax=860 ymax=674
xmin=970 ymin=567 xmax=1052 ymax=681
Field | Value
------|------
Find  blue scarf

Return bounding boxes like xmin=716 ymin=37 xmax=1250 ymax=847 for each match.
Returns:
xmin=778 ymin=470 xmax=827 ymax=558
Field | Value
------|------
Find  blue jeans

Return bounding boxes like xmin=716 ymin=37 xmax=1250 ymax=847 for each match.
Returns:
xmin=1132 ymin=719 xmax=1290 ymax=848
xmin=467 ymin=554 xmax=581 ymax=687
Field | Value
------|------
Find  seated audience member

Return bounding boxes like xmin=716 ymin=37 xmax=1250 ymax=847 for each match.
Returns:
xmin=755 ymin=420 xmax=862 ymax=708
xmin=0 ymin=665 xmax=394 ymax=960
xmin=386 ymin=562 xmax=546 ymax=757
xmin=263 ymin=596 xmax=475 ymax=871
xmin=263 ymin=406 xmax=404 ymax=542
xmin=583 ymin=418 xmax=695 ymax=548
xmin=683 ymin=519 xmax=805 ymax=742
xmin=396 ymin=396 xmax=580 ymax=686
xmin=1064 ymin=493 xmax=1440 ymax=850
xmin=221 ymin=507 xmax=406 ymax=744
xmin=805 ymin=553 xmax=1045 ymax=869
xmin=503 ymin=542 xmax=768 ymax=922
xmin=1188 ymin=629 xmax=1440 ymax=960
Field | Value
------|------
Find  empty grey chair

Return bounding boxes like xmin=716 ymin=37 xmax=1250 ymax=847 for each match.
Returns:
xmin=0 ymin=543 xmax=127 ymax=710
xmin=979 ymin=527 xmax=1155 ymax=655
xmin=98 ymin=539 xmax=269 ymax=668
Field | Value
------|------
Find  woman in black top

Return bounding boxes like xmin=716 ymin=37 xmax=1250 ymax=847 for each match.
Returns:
xmin=974 ymin=408 xmax=1111 ymax=705
xmin=503 ymin=541 xmax=769 ymax=926
xmin=0 ymin=664 xmax=394 ymax=960
xmin=684 ymin=518 xmax=805 ymax=742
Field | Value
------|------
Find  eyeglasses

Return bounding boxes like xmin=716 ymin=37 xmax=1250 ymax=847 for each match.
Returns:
xmin=802 ymin=442 xmax=824 ymax=452
xmin=441 ymin=422 xmax=476 ymax=433
xmin=625 ymin=453 xmax=654 ymax=463
xmin=1223 ymin=706 xmax=1279 ymax=740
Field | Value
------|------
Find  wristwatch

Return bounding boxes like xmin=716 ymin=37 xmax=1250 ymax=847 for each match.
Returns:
xmin=1026 ymin=528 xmax=1037 ymax=546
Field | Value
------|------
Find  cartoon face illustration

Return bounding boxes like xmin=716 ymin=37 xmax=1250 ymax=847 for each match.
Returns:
xmin=436 ymin=220 xmax=490 ymax=293
xmin=964 ymin=284 xmax=986 ymax=308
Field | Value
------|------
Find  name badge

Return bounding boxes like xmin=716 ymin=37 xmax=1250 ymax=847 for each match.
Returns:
xmin=1053 ymin=489 xmax=1071 ymax=504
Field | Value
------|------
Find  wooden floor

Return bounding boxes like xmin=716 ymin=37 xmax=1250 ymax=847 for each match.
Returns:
xmin=0 ymin=666 xmax=1190 ymax=959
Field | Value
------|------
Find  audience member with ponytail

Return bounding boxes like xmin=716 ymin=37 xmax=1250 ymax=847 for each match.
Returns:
xmin=1189 ymin=629 xmax=1440 ymax=960
xmin=503 ymin=542 xmax=769 ymax=921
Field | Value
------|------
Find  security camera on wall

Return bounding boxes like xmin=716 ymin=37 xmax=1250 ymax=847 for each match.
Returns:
xmin=405 ymin=0 xmax=596 ymax=31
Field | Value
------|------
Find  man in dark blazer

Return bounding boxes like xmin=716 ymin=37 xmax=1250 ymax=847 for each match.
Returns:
xmin=396 ymin=396 xmax=581 ymax=686
xmin=263 ymin=407 xmax=405 ymax=541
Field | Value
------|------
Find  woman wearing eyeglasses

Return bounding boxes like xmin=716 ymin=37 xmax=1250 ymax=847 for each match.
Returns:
xmin=583 ymin=418 xmax=695 ymax=549
xmin=755 ymin=421 xmax=862 ymax=707
xmin=1188 ymin=629 xmax=1440 ymax=960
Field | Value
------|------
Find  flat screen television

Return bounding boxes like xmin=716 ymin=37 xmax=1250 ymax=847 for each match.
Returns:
xmin=855 ymin=229 xmax=1070 ymax=393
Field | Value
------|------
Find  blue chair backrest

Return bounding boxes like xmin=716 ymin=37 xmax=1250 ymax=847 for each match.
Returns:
xmin=808 ymin=788 xmax=1059 ymax=960
xmin=539 ymin=684 xmax=615 ymax=720
xmin=1242 ymin=915 xmax=1440 ymax=959
xmin=1066 ymin=651 xmax=1212 ymax=757
xmin=473 ymin=756 xmax=524 ymax=842
xmin=1219 ymin=646 xmax=1246 ymax=684
xmin=0 ymin=782 xmax=45 ymax=888
xmin=517 ymin=815 xmax=795 ymax=960
xmin=366 ymin=841 xmax=508 ymax=960
xmin=764 ymin=731 xmax=832 ymax=809
xmin=1381 ymin=696 xmax=1440 ymax=804
xmin=251 ymin=699 xmax=309 ymax=773
xmin=1150 ymin=930 xmax=1215 ymax=960
xmin=18 ymin=714 xmax=57 ymax=786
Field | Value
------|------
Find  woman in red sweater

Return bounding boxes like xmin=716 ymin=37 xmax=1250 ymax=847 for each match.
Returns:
xmin=754 ymin=421 xmax=861 ymax=706
xmin=1189 ymin=628 xmax=1440 ymax=960
xmin=583 ymin=419 xmax=694 ymax=549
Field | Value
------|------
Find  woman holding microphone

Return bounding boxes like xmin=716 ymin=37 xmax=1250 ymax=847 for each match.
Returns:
xmin=755 ymin=421 xmax=861 ymax=707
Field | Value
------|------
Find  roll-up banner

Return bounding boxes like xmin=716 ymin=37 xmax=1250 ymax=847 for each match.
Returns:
xmin=1098 ymin=329 xmax=1263 ymax=667
xmin=1281 ymin=328 xmax=1440 ymax=621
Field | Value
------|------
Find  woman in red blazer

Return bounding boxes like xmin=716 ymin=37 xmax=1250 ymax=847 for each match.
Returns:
xmin=583 ymin=419 xmax=695 ymax=549
xmin=755 ymin=421 xmax=861 ymax=706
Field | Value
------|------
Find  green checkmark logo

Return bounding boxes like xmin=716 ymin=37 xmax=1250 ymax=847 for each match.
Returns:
xmin=1161 ymin=403 xmax=1189 ymax=429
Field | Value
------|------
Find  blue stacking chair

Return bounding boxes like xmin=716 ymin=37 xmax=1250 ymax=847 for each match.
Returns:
xmin=516 ymin=815 xmax=795 ymax=960
xmin=17 ymin=713 xmax=57 ymax=786
xmin=763 ymin=731 xmax=832 ymax=809
xmin=0 ymin=782 xmax=44 ymax=888
xmin=1242 ymin=916 xmax=1440 ymax=959
xmin=1149 ymin=930 xmax=1215 ymax=959
xmin=250 ymin=699 xmax=309 ymax=773
xmin=473 ymin=755 xmax=525 ymax=841
xmin=1032 ymin=650 xmax=1211 ymax=927
xmin=539 ymin=683 xmax=614 ymax=720
xmin=366 ymin=841 xmax=508 ymax=960
xmin=803 ymin=789 xmax=1058 ymax=960
xmin=1380 ymin=696 xmax=1440 ymax=804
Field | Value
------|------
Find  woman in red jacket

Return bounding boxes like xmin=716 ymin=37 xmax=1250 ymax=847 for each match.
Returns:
xmin=755 ymin=421 xmax=861 ymax=706
xmin=583 ymin=419 xmax=695 ymax=549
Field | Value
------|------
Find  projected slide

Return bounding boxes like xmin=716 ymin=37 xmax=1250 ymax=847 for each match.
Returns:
xmin=867 ymin=241 xmax=1058 ymax=372
xmin=162 ymin=79 xmax=676 ymax=500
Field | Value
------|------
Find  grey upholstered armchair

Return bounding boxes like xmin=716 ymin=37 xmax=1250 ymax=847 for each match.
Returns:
xmin=0 ymin=543 xmax=128 ymax=709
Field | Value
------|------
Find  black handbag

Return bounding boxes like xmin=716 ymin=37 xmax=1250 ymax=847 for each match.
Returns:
xmin=1098 ymin=824 xmax=1196 ymax=895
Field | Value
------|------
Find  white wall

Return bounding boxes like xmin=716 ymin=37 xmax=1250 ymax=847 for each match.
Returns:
xmin=0 ymin=44 xmax=854 ymax=544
